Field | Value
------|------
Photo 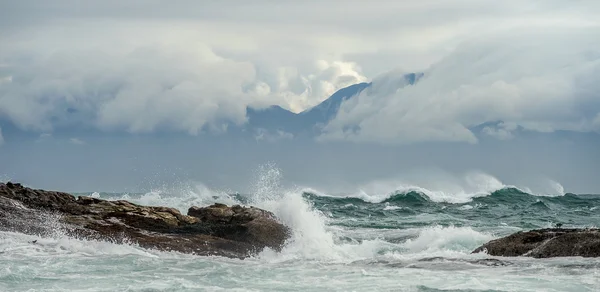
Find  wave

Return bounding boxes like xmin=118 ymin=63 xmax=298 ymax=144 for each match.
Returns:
xmin=16 ymin=164 xmax=597 ymax=266
xmin=239 ymin=166 xmax=504 ymax=262
xmin=76 ymin=166 xmax=593 ymax=261
xmin=304 ymin=187 xmax=542 ymax=205
xmin=400 ymin=225 xmax=495 ymax=255
xmin=303 ymin=187 xmax=600 ymax=213
xmin=299 ymin=172 xmax=574 ymax=204
xmin=87 ymin=182 xmax=242 ymax=214
xmin=80 ymin=166 xmax=499 ymax=263
xmin=0 ymin=231 xmax=160 ymax=259
xmin=83 ymin=170 xmax=574 ymax=209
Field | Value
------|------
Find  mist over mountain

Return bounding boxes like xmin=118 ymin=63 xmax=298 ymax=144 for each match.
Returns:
xmin=1 ymin=70 xmax=599 ymax=194
xmin=245 ymin=73 xmax=425 ymax=135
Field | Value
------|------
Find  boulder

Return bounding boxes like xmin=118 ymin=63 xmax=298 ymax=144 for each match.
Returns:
xmin=0 ymin=182 xmax=291 ymax=259
xmin=472 ymin=228 xmax=600 ymax=258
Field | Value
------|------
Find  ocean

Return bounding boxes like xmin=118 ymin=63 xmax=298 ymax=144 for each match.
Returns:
xmin=1 ymin=170 xmax=599 ymax=291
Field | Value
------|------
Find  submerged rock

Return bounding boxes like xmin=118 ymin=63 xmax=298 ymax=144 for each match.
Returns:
xmin=473 ymin=228 xmax=600 ymax=258
xmin=0 ymin=182 xmax=291 ymax=259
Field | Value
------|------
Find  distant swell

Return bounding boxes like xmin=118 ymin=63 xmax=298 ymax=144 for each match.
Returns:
xmin=303 ymin=187 xmax=571 ymax=205
xmin=382 ymin=191 xmax=431 ymax=204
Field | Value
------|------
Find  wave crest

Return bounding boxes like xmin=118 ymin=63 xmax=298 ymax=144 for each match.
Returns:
xmin=304 ymin=186 xmax=538 ymax=205
xmin=302 ymin=172 xmax=568 ymax=204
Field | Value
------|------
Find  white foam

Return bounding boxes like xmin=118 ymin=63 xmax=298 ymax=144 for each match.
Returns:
xmin=532 ymin=179 xmax=566 ymax=197
xmin=3 ymin=168 xmax=598 ymax=291
xmin=383 ymin=205 xmax=402 ymax=211
xmin=305 ymin=171 xmax=568 ymax=204
xmin=401 ymin=226 xmax=494 ymax=254
xmin=242 ymin=165 xmax=499 ymax=264
xmin=218 ymin=164 xmax=391 ymax=263
xmin=9 ymin=164 xmax=562 ymax=265
xmin=100 ymin=182 xmax=239 ymax=214
xmin=0 ymin=231 xmax=160 ymax=259
xmin=549 ymin=180 xmax=566 ymax=196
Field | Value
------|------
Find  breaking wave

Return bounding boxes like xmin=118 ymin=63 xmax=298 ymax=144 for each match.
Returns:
xmin=10 ymin=164 xmax=598 ymax=268
xmin=299 ymin=172 xmax=571 ymax=204
xmin=303 ymin=187 xmax=537 ymax=205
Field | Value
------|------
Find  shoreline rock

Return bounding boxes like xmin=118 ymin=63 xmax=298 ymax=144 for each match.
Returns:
xmin=0 ymin=182 xmax=291 ymax=259
xmin=472 ymin=228 xmax=600 ymax=258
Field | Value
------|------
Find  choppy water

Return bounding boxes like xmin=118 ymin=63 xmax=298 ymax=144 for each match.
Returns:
xmin=1 ymin=170 xmax=600 ymax=291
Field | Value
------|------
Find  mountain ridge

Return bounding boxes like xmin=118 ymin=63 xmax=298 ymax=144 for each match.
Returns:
xmin=245 ymin=72 xmax=424 ymax=134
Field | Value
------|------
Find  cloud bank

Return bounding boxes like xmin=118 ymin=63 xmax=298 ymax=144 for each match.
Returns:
xmin=0 ymin=37 xmax=366 ymax=134
xmin=0 ymin=0 xmax=599 ymax=144
xmin=321 ymin=28 xmax=600 ymax=144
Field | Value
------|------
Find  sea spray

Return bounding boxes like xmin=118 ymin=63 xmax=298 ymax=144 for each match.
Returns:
xmin=96 ymin=182 xmax=239 ymax=214
xmin=2 ymin=169 xmax=600 ymax=291
xmin=308 ymin=171 xmax=571 ymax=204
xmin=401 ymin=226 xmax=495 ymax=254
xmin=244 ymin=163 xmax=398 ymax=263
xmin=246 ymin=163 xmax=345 ymax=261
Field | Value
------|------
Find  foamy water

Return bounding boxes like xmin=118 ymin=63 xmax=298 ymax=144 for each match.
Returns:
xmin=305 ymin=172 xmax=566 ymax=204
xmin=1 ymin=168 xmax=599 ymax=291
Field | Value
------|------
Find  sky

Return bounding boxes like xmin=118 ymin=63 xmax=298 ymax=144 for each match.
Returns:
xmin=0 ymin=0 xmax=599 ymax=194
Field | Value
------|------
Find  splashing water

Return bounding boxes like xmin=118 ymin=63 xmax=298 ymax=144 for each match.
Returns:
xmin=250 ymin=162 xmax=284 ymax=204
xmin=2 ymin=166 xmax=600 ymax=291
xmin=548 ymin=179 xmax=566 ymax=196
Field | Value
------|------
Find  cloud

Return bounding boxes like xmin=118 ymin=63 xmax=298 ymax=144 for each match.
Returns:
xmin=481 ymin=123 xmax=518 ymax=141
xmin=320 ymin=27 xmax=600 ymax=144
xmin=0 ymin=23 xmax=368 ymax=134
xmin=0 ymin=126 xmax=4 ymax=145
xmin=0 ymin=39 xmax=367 ymax=134
xmin=247 ymin=60 xmax=367 ymax=113
xmin=0 ymin=0 xmax=599 ymax=141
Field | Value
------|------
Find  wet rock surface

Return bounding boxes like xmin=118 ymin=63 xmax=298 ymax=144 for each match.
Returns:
xmin=473 ymin=228 xmax=600 ymax=258
xmin=0 ymin=182 xmax=291 ymax=258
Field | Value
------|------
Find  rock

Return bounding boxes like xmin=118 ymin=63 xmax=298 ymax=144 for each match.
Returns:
xmin=185 ymin=204 xmax=290 ymax=251
xmin=0 ymin=182 xmax=291 ymax=259
xmin=472 ymin=228 xmax=600 ymax=258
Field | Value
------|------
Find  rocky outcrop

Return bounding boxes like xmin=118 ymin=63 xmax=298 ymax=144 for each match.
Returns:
xmin=473 ymin=228 xmax=600 ymax=258
xmin=0 ymin=182 xmax=291 ymax=259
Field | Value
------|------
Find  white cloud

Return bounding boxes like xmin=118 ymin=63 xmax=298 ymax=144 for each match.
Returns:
xmin=250 ymin=60 xmax=367 ymax=113
xmin=0 ymin=0 xmax=599 ymax=141
xmin=0 ymin=126 xmax=4 ymax=145
xmin=320 ymin=27 xmax=600 ymax=144
xmin=0 ymin=22 xmax=368 ymax=133
xmin=482 ymin=123 xmax=518 ymax=140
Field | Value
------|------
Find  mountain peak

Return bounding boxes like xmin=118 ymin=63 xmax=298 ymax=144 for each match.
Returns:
xmin=244 ymin=73 xmax=424 ymax=134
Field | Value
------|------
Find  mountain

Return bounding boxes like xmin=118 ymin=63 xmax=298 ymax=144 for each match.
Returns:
xmin=0 ymin=72 xmax=424 ymax=140
xmin=298 ymin=82 xmax=371 ymax=125
xmin=246 ymin=105 xmax=299 ymax=132
xmin=246 ymin=72 xmax=424 ymax=134
xmin=246 ymin=82 xmax=371 ymax=134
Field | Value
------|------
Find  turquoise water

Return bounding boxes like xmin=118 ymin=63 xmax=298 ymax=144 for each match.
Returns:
xmin=306 ymin=189 xmax=600 ymax=232
xmin=1 ymin=174 xmax=600 ymax=291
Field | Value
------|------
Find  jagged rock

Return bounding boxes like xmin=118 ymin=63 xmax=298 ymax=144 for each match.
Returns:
xmin=472 ymin=228 xmax=600 ymax=258
xmin=0 ymin=182 xmax=291 ymax=259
